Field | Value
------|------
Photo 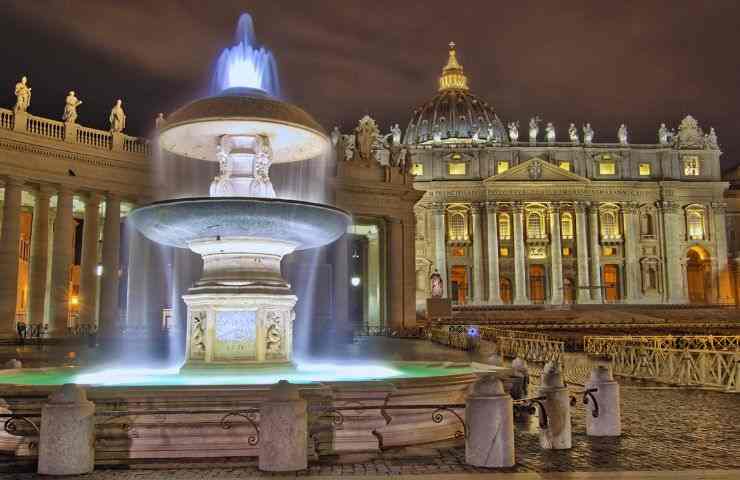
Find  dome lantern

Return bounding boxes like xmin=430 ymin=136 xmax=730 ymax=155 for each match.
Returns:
xmin=438 ymin=41 xmax=469 ymax=92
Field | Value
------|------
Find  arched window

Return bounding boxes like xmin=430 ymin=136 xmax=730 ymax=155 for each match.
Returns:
xmin=561 ymin=212 xmax=574 ymax=239
xmin=686 ymin=207 xmax=705 ymax=240
xmin=640 ymin=212 xmax=654 ymax=236
xmin=600 ymin=210 xmax=619 ymax=240
xmin=498 ymin=213 xmax=511 ymax=240
xmin=527 ymin=211 xmax=545 ymax=239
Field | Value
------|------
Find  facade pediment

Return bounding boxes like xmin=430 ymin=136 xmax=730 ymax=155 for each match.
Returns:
xmin=485 ymin=158 xmax=590 ymax=184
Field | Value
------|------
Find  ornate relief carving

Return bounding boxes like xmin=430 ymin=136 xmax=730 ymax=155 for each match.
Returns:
xmin=265 ymin=310 xmax=283 ymax=356
xmin=190 ymin=311 xmax=207 ymax=359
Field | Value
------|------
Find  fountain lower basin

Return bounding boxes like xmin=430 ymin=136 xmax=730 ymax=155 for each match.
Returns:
xmin=129 ymin=197 xmax=351 ymax=368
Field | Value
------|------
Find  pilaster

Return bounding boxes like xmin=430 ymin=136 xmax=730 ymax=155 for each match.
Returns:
xmin=512 ymin=202 xmax=529 ymax=304
xmin=431 ymin=203 xmax=448 ymax=298
xmin=622 ymin=202 xmax=641 ymax=302
xmin=549 ymin=203 xmax=563 ymax=305
xmin=660 ymin=201 xmax=686 ymax=303
xmin=471 ymin=203 xmax=484 ymax=303
xmin=588 ymin=203 xmax=603 ymax=303
xmin=574 ymin=202 xmax=591 ymax=303
xmin=79 ymin=193 xmax=102 ymax=327
xmin=49 ymin=186 xmax=75 ymax=335
xmin=485 ymin=202 xmax=503 ymax=304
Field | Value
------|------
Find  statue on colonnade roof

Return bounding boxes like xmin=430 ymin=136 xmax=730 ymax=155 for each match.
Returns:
xmin=14 ymin=76 xmax=31 ymax=113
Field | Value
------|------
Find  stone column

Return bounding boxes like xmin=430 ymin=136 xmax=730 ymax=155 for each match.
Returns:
xmin=485 ymin=202 xmax=502 ymax=304
xmin=465 ymin=375 xmax=515 ymax=467
xmin=99 ymin=194 xmax=121 ymax=335
xmin=0 ymin=177 xmax=24 ymax=336
xmin=622 ymin=202 xmax=641 ymax=302
xmin=432 ymin=203 xmax=448 ymax=298
xmin=712 ymin=202 xmax=733 ymax=304
xmin=49 ymin=187 xmax=75 ymax=336
xmin=660 ymin=201 xmax=685 ymax=303
xmin=588 ymin=203 xmax=603 ymax=303
xmin=388 ymin=218 xmax=404 ymax=328
xmin=78 ymin=193 xmax=102 ymax=327
xmin=259 ymin=380 xmax=307 ymax=472
xmin=333 ymin=233 xmax=350 ymax=334
xmin=549 ymin=204 xmax=563 ymax=305
xmin=38 ymin=384 xmax=95 ymax=475
xmin=28 ymin=186 xmax=54 ymax=326
xmin=512 ymin=202 xmax=529 ymax=304
xmin=574 ymin=202 xmax=591 ymax=304
xmin=471 ymin=203 xmax=484 ymax=303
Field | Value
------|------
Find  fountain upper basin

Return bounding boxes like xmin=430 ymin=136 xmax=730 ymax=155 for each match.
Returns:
xmin=128 ymin=197 xmax=351 ymax=250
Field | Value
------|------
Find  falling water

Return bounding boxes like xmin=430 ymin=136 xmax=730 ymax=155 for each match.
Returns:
xmin=210 ymin=13 xmax=280 ymax=96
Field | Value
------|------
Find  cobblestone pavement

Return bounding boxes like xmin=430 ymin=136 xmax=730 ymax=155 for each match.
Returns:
xmin=2 ymin=339 xmax=739 ymax=478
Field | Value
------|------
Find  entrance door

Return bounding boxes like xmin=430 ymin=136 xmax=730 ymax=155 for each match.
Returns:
xmin=450 ymin=265 xmax=468 ymax=304
xmin=529 ymin=265 xmax=546 ymax=304
xmin=500 ymin=277 xmax=513 ymax=304
xmin=686 ymin=247 xmax=710 ymax=303
xmin=603 ymin=264 xmax=620 ymax=302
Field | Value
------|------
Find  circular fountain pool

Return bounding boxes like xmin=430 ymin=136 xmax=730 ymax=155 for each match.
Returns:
xmin=0 ymin=361 xmax=478 ymax=387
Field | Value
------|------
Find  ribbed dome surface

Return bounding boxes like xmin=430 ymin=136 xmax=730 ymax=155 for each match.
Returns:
xmin=403 ymin=42 xmax=506 ymax=145
xmin=404 ymin=89 xmax=506 ymax=144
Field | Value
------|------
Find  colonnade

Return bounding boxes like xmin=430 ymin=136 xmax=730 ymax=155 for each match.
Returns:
xmin=0 ymin=176 xmax=123 ymax=337
xmin=430 ymin=200 xmax=679 ymax=305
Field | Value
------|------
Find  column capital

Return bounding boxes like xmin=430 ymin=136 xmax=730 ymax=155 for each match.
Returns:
xmin=470 ymin=202 xmax=484 ymax=214
xmin=485 ymin=201 xmax=498 ymax=213
xmin=83 ymin=191 xmax=104 ymax=206
xmin=430 ymin=202 xmax=446 ymax=214
xmin=574 ymin=201 xmax=588 ymax=214
xmin=658 ymin=200 xmax=678 ymax=213
xmin=105 ymin=192 xmax=122 ymax=202
xmin=622 ymin=202 xmax=639 ymax=214
xmin=547 ymin=203 xmax=562 ymax=214
xmin=2 ymin=176 xmax=25 ymax=188
xmin=511 ymin=201 xmax=524 ymax=213
xmin=36 ymin=184 xmax=57 ymax=197
xmin=711 ymin=201 xmax=728 ymax=213
xmin=587 ymin=202 xmax=600 ymax=215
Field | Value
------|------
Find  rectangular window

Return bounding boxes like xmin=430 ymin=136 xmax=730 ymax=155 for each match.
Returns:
xmin=562 ymin=247 xmax=572 ymax=256
xmin=559 ymin=161 xmax=571 ymax=171
xmin=602 ymin=246 xmax=616 ymax=256
xmin=497 ymin=161 xmax=509 ymax=174
xmin=448 ymin=162 xmax=467 ymax=175
xmin=451 ymin=246 xmax=466 ymax=257
xmin=499 ymin=247 xmax=509 ymax=257
xmin=639 ymin=163 xmax=651 ymax=176
xmin=411 ymin=163 xmax=424 ymax=176
xmin=599 ymin=160 xmax=616 ymax=175
xmin=683 ymin=156 xmax=700 ymax=176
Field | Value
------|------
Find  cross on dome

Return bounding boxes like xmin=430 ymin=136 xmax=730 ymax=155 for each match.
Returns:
xmin=439 ymin=41 xmax=468 ymax=91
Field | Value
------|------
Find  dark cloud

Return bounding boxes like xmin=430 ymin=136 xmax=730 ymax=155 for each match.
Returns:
xmin=2 ymin=0 xmax=738 ymax=168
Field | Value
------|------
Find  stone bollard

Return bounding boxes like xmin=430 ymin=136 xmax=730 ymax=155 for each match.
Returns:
xmin=585 ymin=364 xmax=621 ymax=436
xmin=465 ymin=374 xmax=515 ymax=467
xmin=259 ymin=380 xmax=307 ymax=472
xmin=38 ymin=384 xmax=95 ymax=475
xmin=537 ymin=361 xmax=571 ymax=450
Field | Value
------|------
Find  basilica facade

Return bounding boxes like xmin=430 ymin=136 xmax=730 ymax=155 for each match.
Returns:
xmin=409 ymin=45 xmax=731 ymax=308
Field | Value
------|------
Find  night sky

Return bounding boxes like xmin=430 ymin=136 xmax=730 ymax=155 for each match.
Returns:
xmin=2 ymin=1 xmax=739 ymax=169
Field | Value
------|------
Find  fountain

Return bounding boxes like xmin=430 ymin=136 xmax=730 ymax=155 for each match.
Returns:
xmin=130 ymin=17 xmax=348 ymax=369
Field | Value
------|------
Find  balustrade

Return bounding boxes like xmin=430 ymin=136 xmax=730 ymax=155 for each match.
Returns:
xmin=585 ymin=335 xmax=740 ymax=356
xmin=123 ymin=135 xmax=150 ymax=155
xmin=76 ymin=125 xmax=113 ymax=150
xmin=0 ymin=108 xmax=13 ymax=130
xmin=25 ymin=115 xmax=65 ymax=140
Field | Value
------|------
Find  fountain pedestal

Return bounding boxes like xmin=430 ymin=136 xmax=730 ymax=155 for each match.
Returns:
xmin=182 ymin=237 xmax=298 ymax=369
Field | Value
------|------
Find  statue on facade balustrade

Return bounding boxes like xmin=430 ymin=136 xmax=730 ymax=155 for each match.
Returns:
xmin=618 ymin=124 xmax=628 ymax=145
xmin=583 ymin=123 xmax=594 ymax=144
xmin=545 ymin=122 xmax=556 ymax=143
xmin=13 ymin=76 xmax=31 ymax=113
xmin=62 ymin=91 xmax=82 ymax=123
xmin=508 ymin=121 xmax=519 ymax=143
xmin=353 ymin=115 xmax=379 ymax=164
xmin=390 ymin=123 xmax=402 ymax=145
xmin=432 ymin=123 xmax=442 ymax=143
xmin=155 ymin=113 xmax=165 ymax=129
xmin=430 ymin=269 xmax=444 ymax=298
xmin=109 ymin=99 xmax=126 ymax=133
xmin=568 ymin=123 xmax=579 ymax=143
xmin=472 ymin=124 xmax=481 ymax=141
xmin=706 ymin=127 xmax=719 ymax=150
xmin=658 ymin=123 xmax=669 ymax=145
xmin=528 ymin=116 xmax=541 ymax=142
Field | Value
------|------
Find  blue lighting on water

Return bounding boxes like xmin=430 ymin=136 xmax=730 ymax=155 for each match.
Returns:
xmin=211 ymin=13 xmax=280 ymax=96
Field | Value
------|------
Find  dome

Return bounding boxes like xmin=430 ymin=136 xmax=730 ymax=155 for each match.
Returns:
xmin=404 ymin=42 xmax=506 ymax=145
